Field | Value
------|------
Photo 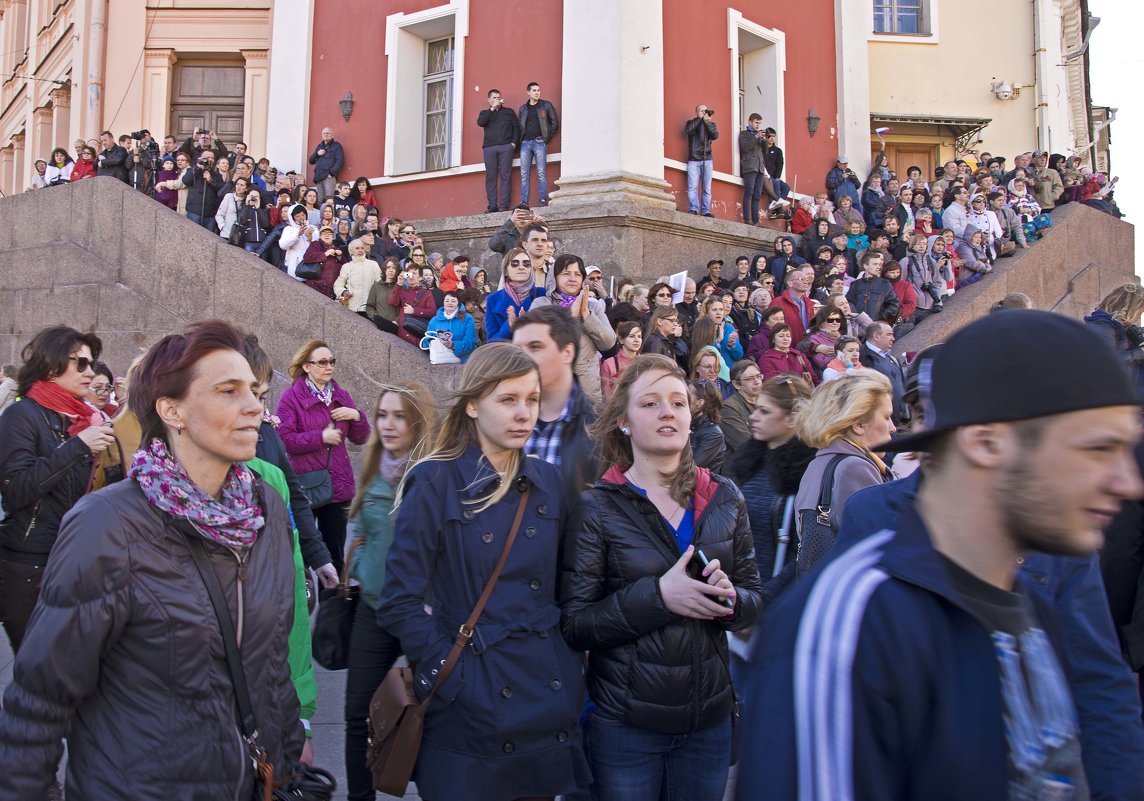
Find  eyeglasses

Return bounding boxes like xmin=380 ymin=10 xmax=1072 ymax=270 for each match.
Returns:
xmin=656 ymin=291 xmax=673 ymax=298
xmin=307 ymin=358 xmax=337 ymax=367
xmin=508 ymin=259 xmax=530 ymax=266
xmin=401 ymin=229 xmax=415 ymax=235
xmin=761 ymin=279 xmax=775 ymax=286
xmin=68 ymin=356 xmax=94 ymax=372
xmin=90 ymin=385 xmax=112 ymax=395
xmin=825 ymin=318 xmax=844 ymax=324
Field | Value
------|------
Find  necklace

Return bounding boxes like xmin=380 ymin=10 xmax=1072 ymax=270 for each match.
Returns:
xmin=625 ymin=469 xmax=685 ymax=527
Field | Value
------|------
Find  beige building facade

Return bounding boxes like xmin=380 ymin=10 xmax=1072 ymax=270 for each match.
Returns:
xmin=836 ymin=0 xmax=1098 ymax=181
xmin=0 ymin=0 xmax=312 ymax=196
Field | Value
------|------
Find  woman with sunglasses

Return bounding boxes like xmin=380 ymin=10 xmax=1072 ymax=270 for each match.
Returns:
xmin=485 ymin=247 xmax=547 ymax=342
xmin=70 ymin=147 xmax=97 ymax=181
xmin=0 ymin=327 xmax=115 ymax=652
xmin=86 ymin=361 xmax=119 ymax=420
xmin=276 ymin=340 xmax=370 ymax=574
xmin=642 ymin=305 xmax=690 ymax=371
xmin=799 ymin=307 xmax=848 ymax=376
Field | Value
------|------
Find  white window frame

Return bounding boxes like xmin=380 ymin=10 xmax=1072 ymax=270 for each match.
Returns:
xmin=869 ymin=0 xmax=939 ymax=44
xmin=727 ymin=9 xmax=786 ymax=179
xmin=422 ymin=35 xmax=454 ymax=172
xmin=384 ymin=1 xmax=469 ymax=177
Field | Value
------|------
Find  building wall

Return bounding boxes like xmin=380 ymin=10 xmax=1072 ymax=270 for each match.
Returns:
xmin=867 ymin=0 xmax=1037 ymax=165
xmin=661 ymin=0 xmax=838 ymax=215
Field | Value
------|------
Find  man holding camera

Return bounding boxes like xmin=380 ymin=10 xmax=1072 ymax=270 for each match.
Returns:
xmin=96 ymin=131 xmax=130 ymax=184
xmin=126 ymin=130 xmax=158 ymax=195
xmin=477 ymin=89 xmax=521 ymax=214
xmin=184 ymin=152 xmax=224 ymax=233
xmin=826 ymin=154 xmax=862 ymax=210
xmin=308 ymin=127 xmax=344 ymax=203
xmin=739 ymin=113 xmax=784 ymax=225
xmin=685 ymin=103 xmax=719 ymax=217
xmin=179 ymin=127 xmax=229 ymax=165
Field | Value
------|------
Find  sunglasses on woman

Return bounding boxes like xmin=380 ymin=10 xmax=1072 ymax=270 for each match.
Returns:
xmin=69 ymin=356 xmax=94 ymax=372
xmin=307 ymin=358 xmax=337 ymax=367
xmin=508 ymin=259 xmax=530 ymax=266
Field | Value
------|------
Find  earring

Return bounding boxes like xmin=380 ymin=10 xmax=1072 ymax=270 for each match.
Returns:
xmin=621 ymin=427 xmax=630 ymax=436
xmin=176 ymin=425 xmax=184 ymax=436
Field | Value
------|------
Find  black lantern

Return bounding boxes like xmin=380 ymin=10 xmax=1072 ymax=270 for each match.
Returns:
xmin=339 ymin=92 xmax=354 ymax=122
xmin=807 ymin=108 xmax=821 ymax=137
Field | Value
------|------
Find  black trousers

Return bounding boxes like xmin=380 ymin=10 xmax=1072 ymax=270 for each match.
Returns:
xmin=483 ymin=143 xmax=514 ymax=209
xmin=314 ymin=502 xmax=349 ymax=575
xmin=372 ymin=316 xmax=399 ymax=336
xmin=0 ymin=559 xmax=45 ymax=654
xmin=344 ymin=601 xmax=403 ymax=801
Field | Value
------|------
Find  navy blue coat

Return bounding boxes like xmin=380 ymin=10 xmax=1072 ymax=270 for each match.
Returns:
xmin=376 ymin=446 xmax=588 ymax=801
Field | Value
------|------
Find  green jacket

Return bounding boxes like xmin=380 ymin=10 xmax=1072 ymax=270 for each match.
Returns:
xmin=347 ymin=473 xmax=397 ymax=610
xmin=247 ymin=457 xmax=316 ymax=735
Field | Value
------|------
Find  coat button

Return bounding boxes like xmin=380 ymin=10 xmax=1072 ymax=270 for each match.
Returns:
xmin=525 ymin=526 xmax=537 ymax=538
xmin=556 ymin=731 xmax=568 ymax=742
xmin=503 ymin=742 xmax=515 ymax=753
xmin=537 ymin=504 xmax=547 ymax=515
xmin=549 ymin=679 xmax=562 ymax=691
xmin=538 ymin=630 xmax=548 ymax=639
xmin=481 ymin=531 xmax=493 ymax=544
xmin=529 ymin=578 xmax=541 ymax=590
xmin=463 ymin=510 xmax=474 ymax=521
xmin=501 ymin=686 xmax=513 ymax=699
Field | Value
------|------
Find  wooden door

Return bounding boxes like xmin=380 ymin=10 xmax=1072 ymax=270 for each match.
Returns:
xmin=169 ymin=62 xmax=245 ymax=145
xmin=885 ymin=144 xmax=936 ymax=185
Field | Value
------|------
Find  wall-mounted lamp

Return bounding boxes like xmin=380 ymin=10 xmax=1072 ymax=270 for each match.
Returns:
xmin=807 ymin=108 xmax=821 ymax=137
xmin=339 ymin=92 xmax=354 ymax=122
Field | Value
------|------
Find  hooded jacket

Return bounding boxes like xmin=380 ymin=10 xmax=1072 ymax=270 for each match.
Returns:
xmin=905 ymin=247 xmax=941 ymax=311
xmin=422 ymin=307 xmax=478 ymax=363
xmin=560 ymin=466 xmax=763 ymax=734
xmin=767 ymin=237 xmax=807 ymax=292
xmin=953 ymin=224 xmax=992 ymax=276
xmin=0 ymin=479 xmax=304 ymax=800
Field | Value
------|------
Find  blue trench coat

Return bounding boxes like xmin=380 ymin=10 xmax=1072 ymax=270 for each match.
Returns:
xmin=376 ymin=446 xmax=589 ymax=801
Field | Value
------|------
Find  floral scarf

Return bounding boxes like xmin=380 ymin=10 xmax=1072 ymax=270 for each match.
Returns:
xmin=129 ymin=438 xmax=265 ymax=550
xmin=505 ymin=272 xmax=536 ymax=306
xmin=306 ymin=376 xmax=333 ymax=406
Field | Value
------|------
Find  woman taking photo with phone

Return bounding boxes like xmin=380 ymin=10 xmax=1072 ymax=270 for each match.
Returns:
xmin=560 ymin=353 xmax=762 ymax=801
xmin=343 ymin=382 xmax=436 ymax=801
xmin=0 ymin=326 xmax=114 ymax=652
xmin=377 ymin=343 xmax=589 ymax=801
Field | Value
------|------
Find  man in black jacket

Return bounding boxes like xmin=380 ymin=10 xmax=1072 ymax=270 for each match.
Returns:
xmin=685 ymin=103 xmax=718 ymax=216
xmin=738 ymin=113 xmax=769 ymax=225
xmin=859 ymin=321 xmax=910 ymax=426
xmin=477 ymin=88 xmax=521 ymax=213
xmin=518 ymin=82 xmax=559 ymax=207
xmin=96 ymin=130 xmax=129 ymax=183
xmin=178 ymin=127 xmax=230 ymax=164
xmin=183 ymin=154 xmax=224 ymax=232
xmin=308 ymin=126 xmax=345 ymax=203
xmin=762 ymin=127 xmax=790 ymax=201
xmin=847 ymin=250 xmax=900 ymax=324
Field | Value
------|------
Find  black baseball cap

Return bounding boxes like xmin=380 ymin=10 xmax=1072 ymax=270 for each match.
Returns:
xmin=706 ymin=259 xmax=724 ymax=269
xmin=883 ymin=310 xmax=1139 ymax=452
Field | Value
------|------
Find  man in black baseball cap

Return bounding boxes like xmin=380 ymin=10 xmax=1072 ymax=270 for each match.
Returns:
xmin=696 ymin=258 xmax=729 ymax=293
xmin=737 ymin=309 xmax=1144 ymax=800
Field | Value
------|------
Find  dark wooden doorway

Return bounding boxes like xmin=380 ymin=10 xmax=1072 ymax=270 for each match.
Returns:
xmin=875 ymin=143 xmax=937 ymax=185
xmin=170 ymin=62 xmax=245 ymax=145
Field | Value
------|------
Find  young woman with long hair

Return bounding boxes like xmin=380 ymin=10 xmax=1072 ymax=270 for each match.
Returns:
xmin=560 ymin=354 xmax=762 ymax=801
xmin=342 ymin=382 xmax=436 ymax=801
xmin=376 ymin=344 xmax=589 ymax=801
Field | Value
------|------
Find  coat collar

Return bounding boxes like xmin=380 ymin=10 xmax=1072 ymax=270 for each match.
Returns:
xmin=452 ymin=444 xmax=555 ymax=500
xmin=599 ymin=464 xmax=720 ymax=521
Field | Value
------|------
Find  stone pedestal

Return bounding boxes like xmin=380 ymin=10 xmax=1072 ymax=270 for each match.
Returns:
xmin=416 ymin=200 xmax=786 ymax=285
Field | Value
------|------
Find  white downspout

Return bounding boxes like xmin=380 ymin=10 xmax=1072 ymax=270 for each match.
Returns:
xmin=87 ymin=0 xmax=108 ymax=136
xmin=1032 ymin=0 xmax=1051 ymax=151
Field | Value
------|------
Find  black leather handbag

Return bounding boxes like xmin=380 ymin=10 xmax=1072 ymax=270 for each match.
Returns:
xmin=311 ymin=539 xmax=362 ymax=670
xmin=296 ymin=447 xmax=332 ymax=509
xmin=795 ymin=454 xmax=848 ymax=577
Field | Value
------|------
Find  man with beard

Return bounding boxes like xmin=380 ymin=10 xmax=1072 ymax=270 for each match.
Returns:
xmin=737 ymin=310 xmax=1144 ymax=801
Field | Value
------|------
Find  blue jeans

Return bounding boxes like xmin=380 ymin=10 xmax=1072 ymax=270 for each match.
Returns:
xmin=186 ymin=211 xmax=218 ymax=234
xmin=772 ymin=177 xmax=790 ymax=199
xmin=520 ymin=137 xmax=548 ymax=205
xmin=741 ymin=171 xmax=766 ymax=224
xmin=687 ymin=159 xmax=713 ymax=214
xmin=586 ymin=708 xmax=731 ymax=801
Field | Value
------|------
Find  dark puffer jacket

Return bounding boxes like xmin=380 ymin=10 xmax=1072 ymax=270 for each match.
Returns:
xmin=560 ymin=466 xmax=762 ymax=734
xmin=0 ymin=478 xmax=304 ymax=800
xmin=0 ymin=398 xmax=95 ymax=564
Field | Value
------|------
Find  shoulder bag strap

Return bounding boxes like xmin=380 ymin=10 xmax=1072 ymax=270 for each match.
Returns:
xmin=816 ymin=454 xmax=851 ymax=518
xmin=185 ymin=535 xmax=260 ymax=744
xmin=421 ymin=484 xmax=530 ymax=708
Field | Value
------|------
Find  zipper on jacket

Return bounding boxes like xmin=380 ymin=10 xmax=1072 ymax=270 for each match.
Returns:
xmin=229 ymin=547 xmax=250 ymax=647
xmin=21 ymin=501 xmax=41 ymax=542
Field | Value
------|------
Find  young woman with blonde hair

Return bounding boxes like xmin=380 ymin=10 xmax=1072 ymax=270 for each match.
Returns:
xmin=377 ymin=344 xmax=588 ymax=801
xmin=560 ymin=353 xmax=762 ymax=801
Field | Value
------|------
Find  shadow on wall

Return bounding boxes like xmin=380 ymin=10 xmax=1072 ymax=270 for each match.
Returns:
xmin=0 ymin=178 xmax=456 ymax=412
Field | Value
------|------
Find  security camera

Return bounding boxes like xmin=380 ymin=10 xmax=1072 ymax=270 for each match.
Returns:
xmin=992 ymin=81 xmax=1015 ymax=101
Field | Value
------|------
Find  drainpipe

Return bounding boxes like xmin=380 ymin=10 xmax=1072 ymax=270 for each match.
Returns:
xmin=1032 ymin=0 xmax=1051 ymax=151
xmin=87 ymin=0 xmax=108 ymax=136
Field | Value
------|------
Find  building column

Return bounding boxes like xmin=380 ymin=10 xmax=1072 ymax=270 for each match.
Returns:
xmin=265 ymin=0 xmax=313 ymax=172
xmin=10 ymin=132 xmax=25 ymax=192
xmin=32 ymin=106 xmax=53 ymax=164
xmin=550 ymin=0 xmax=674 ymax=208
xmin=141 ymin=49 xmax=175 ymax=143
xmin=241 ymin=49 xmax=270 ymax=157
xmin=834 ymin=0 xmax=871 ymax=179
xmin=0 ymin=147 xmax=14 ymax=197
xmin=50 ymin=87 xmax=71 ymax=150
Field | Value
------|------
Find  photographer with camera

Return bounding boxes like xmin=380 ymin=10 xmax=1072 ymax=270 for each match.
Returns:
xmin=1085 ymin=284 xmax=1144 ymax=404
xmin=685 ymin=103 xmax=719 ymax=217
xmin=739 ymin=113 xmax=782 ymax=226
xmin=126 ymin=130 xmax=158 ymax=195
xmin=182 ymin=152 xmax=223 ymax=232
xmin=825 ymin=154 xmax=861 ymax=210
xmin=178 ymin=126 xmax=229 ymax=165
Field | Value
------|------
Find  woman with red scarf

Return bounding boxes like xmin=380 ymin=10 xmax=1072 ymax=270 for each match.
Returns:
xmin=0 ymin=327 xmax=115 ymax=652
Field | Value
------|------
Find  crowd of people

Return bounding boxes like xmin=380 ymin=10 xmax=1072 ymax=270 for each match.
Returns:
xmin=1 ymin=274 xmax=1144 ymax=800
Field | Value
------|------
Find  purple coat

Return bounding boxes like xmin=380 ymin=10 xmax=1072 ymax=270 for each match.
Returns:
xmin=275 ymin=377 xmax=371 ymax=504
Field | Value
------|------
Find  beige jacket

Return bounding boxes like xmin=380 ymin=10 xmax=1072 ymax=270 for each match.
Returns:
xmin=333 ymin=257 xmax=382 ymax=313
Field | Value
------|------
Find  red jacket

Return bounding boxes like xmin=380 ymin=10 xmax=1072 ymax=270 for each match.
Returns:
xmin=70 ymin=158 xmax=96 ymax=181
xmin=772 ymin=290 xmax=811 ymax=344
xmin=790 ymin=207 xmax=814 ymax=235
xmin=758 ymin=347 xmax=819 ymax=385
xmin=889 ymin=279 xmax=917 ymax=322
